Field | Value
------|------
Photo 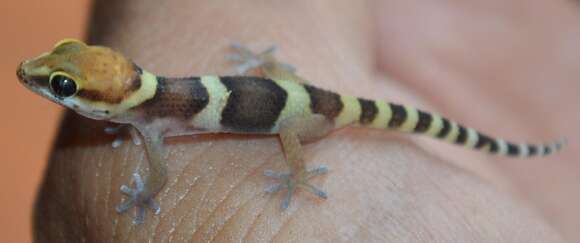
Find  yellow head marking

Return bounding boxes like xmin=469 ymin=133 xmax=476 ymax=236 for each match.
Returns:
xmin=17 ymin=39 xmax=146 ymax=120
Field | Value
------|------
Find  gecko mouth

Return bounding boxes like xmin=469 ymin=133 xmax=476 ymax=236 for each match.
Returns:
xmin=93 ymin=109 xmax=110 ymax=115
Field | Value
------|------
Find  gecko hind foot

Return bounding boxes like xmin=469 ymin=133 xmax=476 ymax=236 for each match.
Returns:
xmin=264 ymin=165 xmax=328 ymax=209
xmin=116 ymin=173 xmax=160 ymax=224
xmin=226 ymin=42 xmax=296 ymax=75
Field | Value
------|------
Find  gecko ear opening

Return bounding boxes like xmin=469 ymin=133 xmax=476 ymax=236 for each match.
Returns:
xmin=49 ymin=72 xmax=78 ymax=98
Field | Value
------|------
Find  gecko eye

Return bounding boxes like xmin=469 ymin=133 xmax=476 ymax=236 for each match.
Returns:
xmin=49 ymin=74 xmax=77 ymax=97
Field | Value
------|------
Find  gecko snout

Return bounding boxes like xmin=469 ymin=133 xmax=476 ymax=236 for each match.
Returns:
xmin=16 ymin=62 xmax=25 ymax=81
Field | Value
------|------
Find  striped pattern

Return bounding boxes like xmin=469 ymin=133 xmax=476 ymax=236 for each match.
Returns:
xmin=131 ymin=74 xmax=563 ymax=157
xmin=220 ymin=76 xmax=287 ymax=132
xmin=135 ymin=76 xmax=209 ymax=121
xmin=191 ymin=75 xmax=230 ymax=131
xmin=350 ymin=99 xmax=563 ymax=157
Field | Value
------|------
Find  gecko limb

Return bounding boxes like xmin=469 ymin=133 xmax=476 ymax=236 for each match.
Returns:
xmin=266 ymin=115 xmax=333 ymax=209
xmin=116 ymin=173 xmax=161 ymax=224
xmin=226 ymin=42 xmax=299 ymax=80
xmin=116 ymin=128 xmax=167 ymax=224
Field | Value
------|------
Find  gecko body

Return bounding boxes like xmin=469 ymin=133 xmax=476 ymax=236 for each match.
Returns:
xmin=17 ymin=40 xmax=563 ymax=224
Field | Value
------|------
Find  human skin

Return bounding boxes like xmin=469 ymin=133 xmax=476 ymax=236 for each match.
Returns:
xmin=33 ymin=0 xmax=578 ymax=242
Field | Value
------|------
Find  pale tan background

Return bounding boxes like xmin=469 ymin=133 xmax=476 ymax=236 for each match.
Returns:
xmin=0 ymin=0 xmax=90 ymax=242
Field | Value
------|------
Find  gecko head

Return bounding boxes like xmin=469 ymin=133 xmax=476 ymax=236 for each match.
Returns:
xmin=16 ymin=39 xmax=143 ymax=120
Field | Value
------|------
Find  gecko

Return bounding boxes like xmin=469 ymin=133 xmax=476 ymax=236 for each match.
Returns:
xmin=17 ymin=39 xmax=564 ymax=224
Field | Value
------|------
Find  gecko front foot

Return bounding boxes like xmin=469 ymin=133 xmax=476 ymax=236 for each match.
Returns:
xmin=116 ymin=173 xmax=160 ymax=224
xmin=104 ymin=124 xmax=142 ymax=148
xmin=264 ymin=165 xmax=329 ymax=209
xmin=226 ymin=42 xmax=296 ymax=75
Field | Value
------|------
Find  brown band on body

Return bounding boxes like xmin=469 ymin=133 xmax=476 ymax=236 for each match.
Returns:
xmin=303 ymin=84 xmax=343 ymax=120
xmin=454 ymin=126 xmax=468 ymax=144
xmin=137 ymin=76 xmax=209 ymax=120
xmin=474 ymin=133 xmax=499 ymax=152
xmin=414 ymin=110 xmax=432 ymax=133
xmin=506 ymin=142 xmax=520 ymax=156
xmin=527 ymin=145 xmax=538 ymax=156
xmin=358 ymin=98 xmax=378 ymax=125
xmin=220 ymin=76 xmax=288 ymax=132
xmin=436 ymin=118 xmax=451 ymax=138
xmin=387 ymin=103 xmax=406 ymax=128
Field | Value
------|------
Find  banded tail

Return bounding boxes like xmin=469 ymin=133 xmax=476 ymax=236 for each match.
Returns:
xmin=303 ymin=85 xmax=564 ymax=157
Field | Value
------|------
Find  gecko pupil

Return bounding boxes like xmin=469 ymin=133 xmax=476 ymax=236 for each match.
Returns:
xmin=50 ymin=75 xmax=77 ymax=97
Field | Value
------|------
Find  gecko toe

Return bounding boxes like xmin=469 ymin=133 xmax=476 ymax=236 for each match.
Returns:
xmin=116 ymin=197 xmax=136 ymax=213
xmin=264 ymin=183 xmax=288 ymax=193
xmin=281 ymin=186 xmax=296 ymax=210
xmin=120 ymin=185 xmax=133 ymax=195
xmin=116 ymin=173 xmax=161 ymax=224
xmin=299 ymin=183 xmax=328 ymax=199
xmin=148 ymin=199 xmax=161 ymax=215
xmin=263 ymin=170 xmax=290 ymax=180
xmin=227 ymin=42 xmax=279 ymax=75
xmin=105 ymin=124 xmax=142 ymax=148
xmin=263 ymin=165 xmax=328 ymax=209
xmin=307 ymin=165 xmax=328 ymax=178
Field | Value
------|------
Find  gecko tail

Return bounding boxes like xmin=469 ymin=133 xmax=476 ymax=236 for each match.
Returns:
xmin=342 ymin=97 xmax=565 ymax=157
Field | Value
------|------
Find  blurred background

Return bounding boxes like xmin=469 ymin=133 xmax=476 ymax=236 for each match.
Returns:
xmin=0 ymin=0 xmax=89 ymax=242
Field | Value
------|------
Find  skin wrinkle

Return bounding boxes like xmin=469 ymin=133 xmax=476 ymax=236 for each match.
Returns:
xmin=215 ymin=192 xmax=262 ymax=242
xmin=78 ymin=144 xmax=88 ymax=236
xmin=110 ymin=144 xmax=132 ymax=241
xmin=270 ymin=209 xmax=301 ymax=243
xmin=153 ymin=141 xmax=216 ymax=242
xmin=164 ymin=139 xmax=243 ymax=242
xmin=188 ymin=141 xmax=281 ymax=242
xmin=93 ymin=146 xmax=106 ymax=231
xmin=387 ymin=177 xmax=434 ymax=242
xmin=196 ymin=151 xmax=280 ymax=242
xmin=145 ymin=151 xmax=165 ymax=240
xmin=119 ymin=150 xmax=147 ymax=243
xmin=241 ymin=184 xmax=280 ymax=242
xmin=241 ymin=196 xmax=282 ymax=242
xmin=244 ymin=166 xmax=329 ymax=243
xmin=49 ymin=152 xmax=64 ymax=241
xmin=411 ymin=141 xmax=510 ymax=238
xmin=102 ymin=143 xmax=116 ymax=229
xmin=233 ymin=143 xmax=308 ymax=243
xmin=178 ymin=141 xmax=231 ymax=241
xmin=403 ymin=155 xmax=485 ymax=242
xmin=111 ymin=144 xmax=133 ymax=241
xmin=239 ymin=197 xmax=274 ymax=242
xmin=58 ymin=146 xmax=70 ymax=223
xmin=152 ymin=161 xmax=195 ymax=239
xmin=229 ymin=178 xmax=285 ymax=241
xmin=164 ymin=171 xmax=213 ymax=242
xmin=426 ymin=174 xmax=478 ymax=238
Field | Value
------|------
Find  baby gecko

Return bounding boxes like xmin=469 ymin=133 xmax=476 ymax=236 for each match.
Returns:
xmin=17 ymin=39 xmax=564 ymax=224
